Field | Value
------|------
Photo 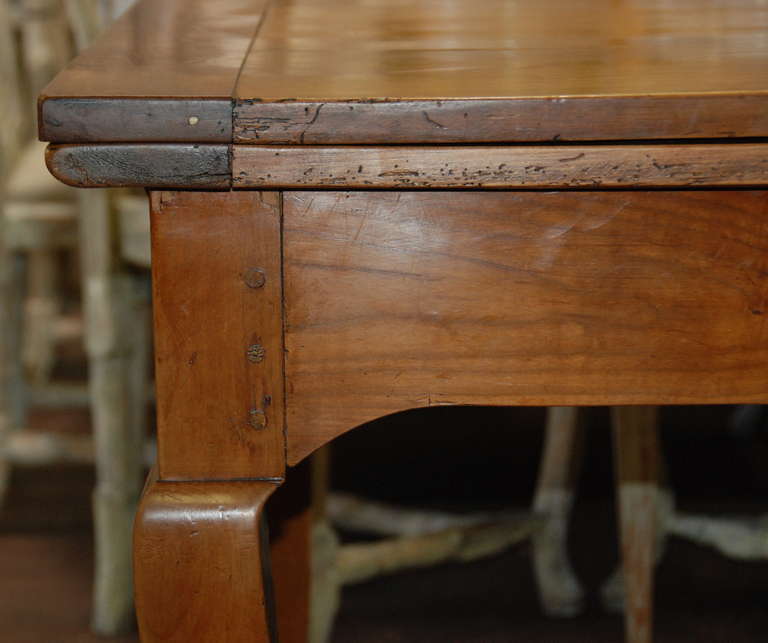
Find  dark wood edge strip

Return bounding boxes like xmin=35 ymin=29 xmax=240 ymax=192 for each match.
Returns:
xmin=232 ymin=143 xmax=768 ymax=189
xmin=39 ymin=98 xmax=233 ymax=143
xmin=46 ymin=144 xmax=232 ymax=188
xmin=234 ymin=95 xmax=768 ymax=144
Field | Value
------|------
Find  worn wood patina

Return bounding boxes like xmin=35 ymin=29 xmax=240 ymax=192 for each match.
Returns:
xmin=38 ymin=1 xmax=768 ymax=642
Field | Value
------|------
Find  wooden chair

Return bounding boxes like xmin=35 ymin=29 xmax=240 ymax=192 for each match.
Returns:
xmin=532 ymin=406 xmax=668 ymax=633
xmin=1 ymin=0 xmax=150 ymax=634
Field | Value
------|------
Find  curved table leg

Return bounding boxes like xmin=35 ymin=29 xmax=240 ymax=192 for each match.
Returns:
xmin=134 ymin=471 xmax=279 ymax=642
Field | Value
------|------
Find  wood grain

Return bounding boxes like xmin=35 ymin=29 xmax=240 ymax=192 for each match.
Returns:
xmin=282 ymin=190 xmax=768 ymax=464
xmin=46 ymin=144 xmax=231 ymax=189
xmin=39 ymin=0 xmax=768 ymax=145
xmin=234 ymin=0 xmax=768 ymax=143
xmin=234 ymin=96 xmax=768 ymax=145
xmin=40 ymin=98 xmax=231 ymax=144
xmin=41 ymin=0 xmax=268 ymax=99
xmin=38 ymin=0 xmax=270 ymax=142
xmin=134 ymin=476 xmax=278 ymax=642
xmin=267 ymin=462 xmax=312 ymax=643
xmin=233 ymin=144 xmax=768 ymax=189
xmin=150 ymin=191 xmax=285 ymax=481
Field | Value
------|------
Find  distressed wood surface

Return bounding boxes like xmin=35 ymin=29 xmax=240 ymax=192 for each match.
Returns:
xmin=38 ymin=0 xmax=768 ymax=145
xmin=150 ymin=191 xmax=285 ymax=481
xmin=38 ymin=0 xmax=269 ymax=143
xmin=234 ymin=0 xmax=768 ymax=143
xmin=133 ymin=475 xmax=278 ymax=642
xmin=46 ymin=144 xmax=231 ymax=188
xmin=282 ymin=190 xmax=768 ymax=465
xmin=233 ymin=144 xmax=768 ymax=189
xmin=44 ymin=142 xmax=768 ymax=191
xmin=234 ymin=95 xmax=768 ymax=146
xmin=41 ymin=98 xmax=231 ymax=144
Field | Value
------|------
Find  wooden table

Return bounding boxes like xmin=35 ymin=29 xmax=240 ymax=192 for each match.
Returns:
xmin=40 ymin=0 xmax=768 ymax=641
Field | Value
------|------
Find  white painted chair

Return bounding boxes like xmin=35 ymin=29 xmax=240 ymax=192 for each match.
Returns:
xmin=1 ymin=0 xmax=150 ymax=634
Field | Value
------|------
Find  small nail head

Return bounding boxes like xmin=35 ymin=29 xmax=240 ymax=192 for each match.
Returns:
xmin=248 ymin=409 xmax=267 ymax=430
xmin=244 ymin=267 xmax=266 ymax=289
xmin=247 ymin=344 xmax=266 ymax=363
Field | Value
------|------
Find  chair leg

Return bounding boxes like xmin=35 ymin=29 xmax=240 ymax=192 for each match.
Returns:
xmin=532 ymin=406 xmax=585 ymax=617
xmin=134 ymin=472 xmax=279 ymax=642
xmin=602 ymin=408 xmax=673 ymax=617
xmin=0 ymin=246 xmax=29 ymax=501
xmin=8 ymin=252 xmax=29 ymax=433
xmin=79 ymin=190 xmax=146 ymax=635
xmin=611 ymin=406 xmax=660 ymax=643
xmin=22 ymin=247 xmax=59 ymax=385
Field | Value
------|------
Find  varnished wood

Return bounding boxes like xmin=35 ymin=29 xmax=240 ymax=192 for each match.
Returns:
xmin=267 ymin=461 xmax=312 ymax=643
xmin=233 ymin=96 xmax=768 ymax=145
xmin=38 ymin=0 xmax=270 ymax=142
xmin=283 ymin=190 xmax=768 ymax=464
xmin=37 ymin=2 xmax=768 ymax=641
xmin=133 ymin=474 xmax=278 ymax=642
xmin=150 ymin=191 xmax=285 ymax=481
xmin=46 ymin=144 xmax=231 ymax=189
xmin=239 ymin=0 xmax=768 ymax=99
xmin=233 ymin=0 xmax=768 ymax=143
xmin=39 ymin=0 xmax=768 ymax=146
xmin=233 ymin=144 xmax=768 ymax=189
xmin=40 ymin=0 xmax=268 ymax=99
xmin=612 ymin=406 xmax=660 ymax=643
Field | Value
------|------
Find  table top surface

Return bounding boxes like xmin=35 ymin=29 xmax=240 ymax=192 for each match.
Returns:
xmin=39 ymin=0 xmax=768 ymax=144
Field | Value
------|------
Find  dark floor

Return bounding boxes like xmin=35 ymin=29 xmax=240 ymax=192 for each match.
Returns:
xmin=3 ymin=406 xmax=768 ymax=641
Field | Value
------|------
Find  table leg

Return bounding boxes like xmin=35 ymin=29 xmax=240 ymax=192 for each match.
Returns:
xmin=268 ymin=460 xmax=313 ymax=643
xmin=134 ymin=471 xmax=279 ymax=642
xmin=136 ymin=190 xmax=290 ymax=641
xmin=612 ymin=406 xmax=660 ymax=643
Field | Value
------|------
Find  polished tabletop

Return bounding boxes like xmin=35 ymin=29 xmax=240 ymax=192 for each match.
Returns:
xmin=39 ymin=0 xmax=768 ymax=143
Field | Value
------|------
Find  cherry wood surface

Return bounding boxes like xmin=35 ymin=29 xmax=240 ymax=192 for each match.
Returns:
xmin=150 ymin=191 xmax=285 ymax=481
xmin=238 ymin=0 xmax=768 ymax=100
xmin=233 ymin=144 xmax=768 ymax=189
xmin=282 ymin=190 xmax=768 ymax=465
xmin=38 ymin=0 xmax=270 ymax=143
xmin=233 ymin=0 xmax=768 ymax=143
xmin=133 ymin=474 xmax=278 ymax=642
xmin=36 ymin=2 xmax=768 ymax=642
xmin=41 ymin=0 xmax=267 ymax=99
xmin=38 ymin=0 xmax=768 ymax=144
